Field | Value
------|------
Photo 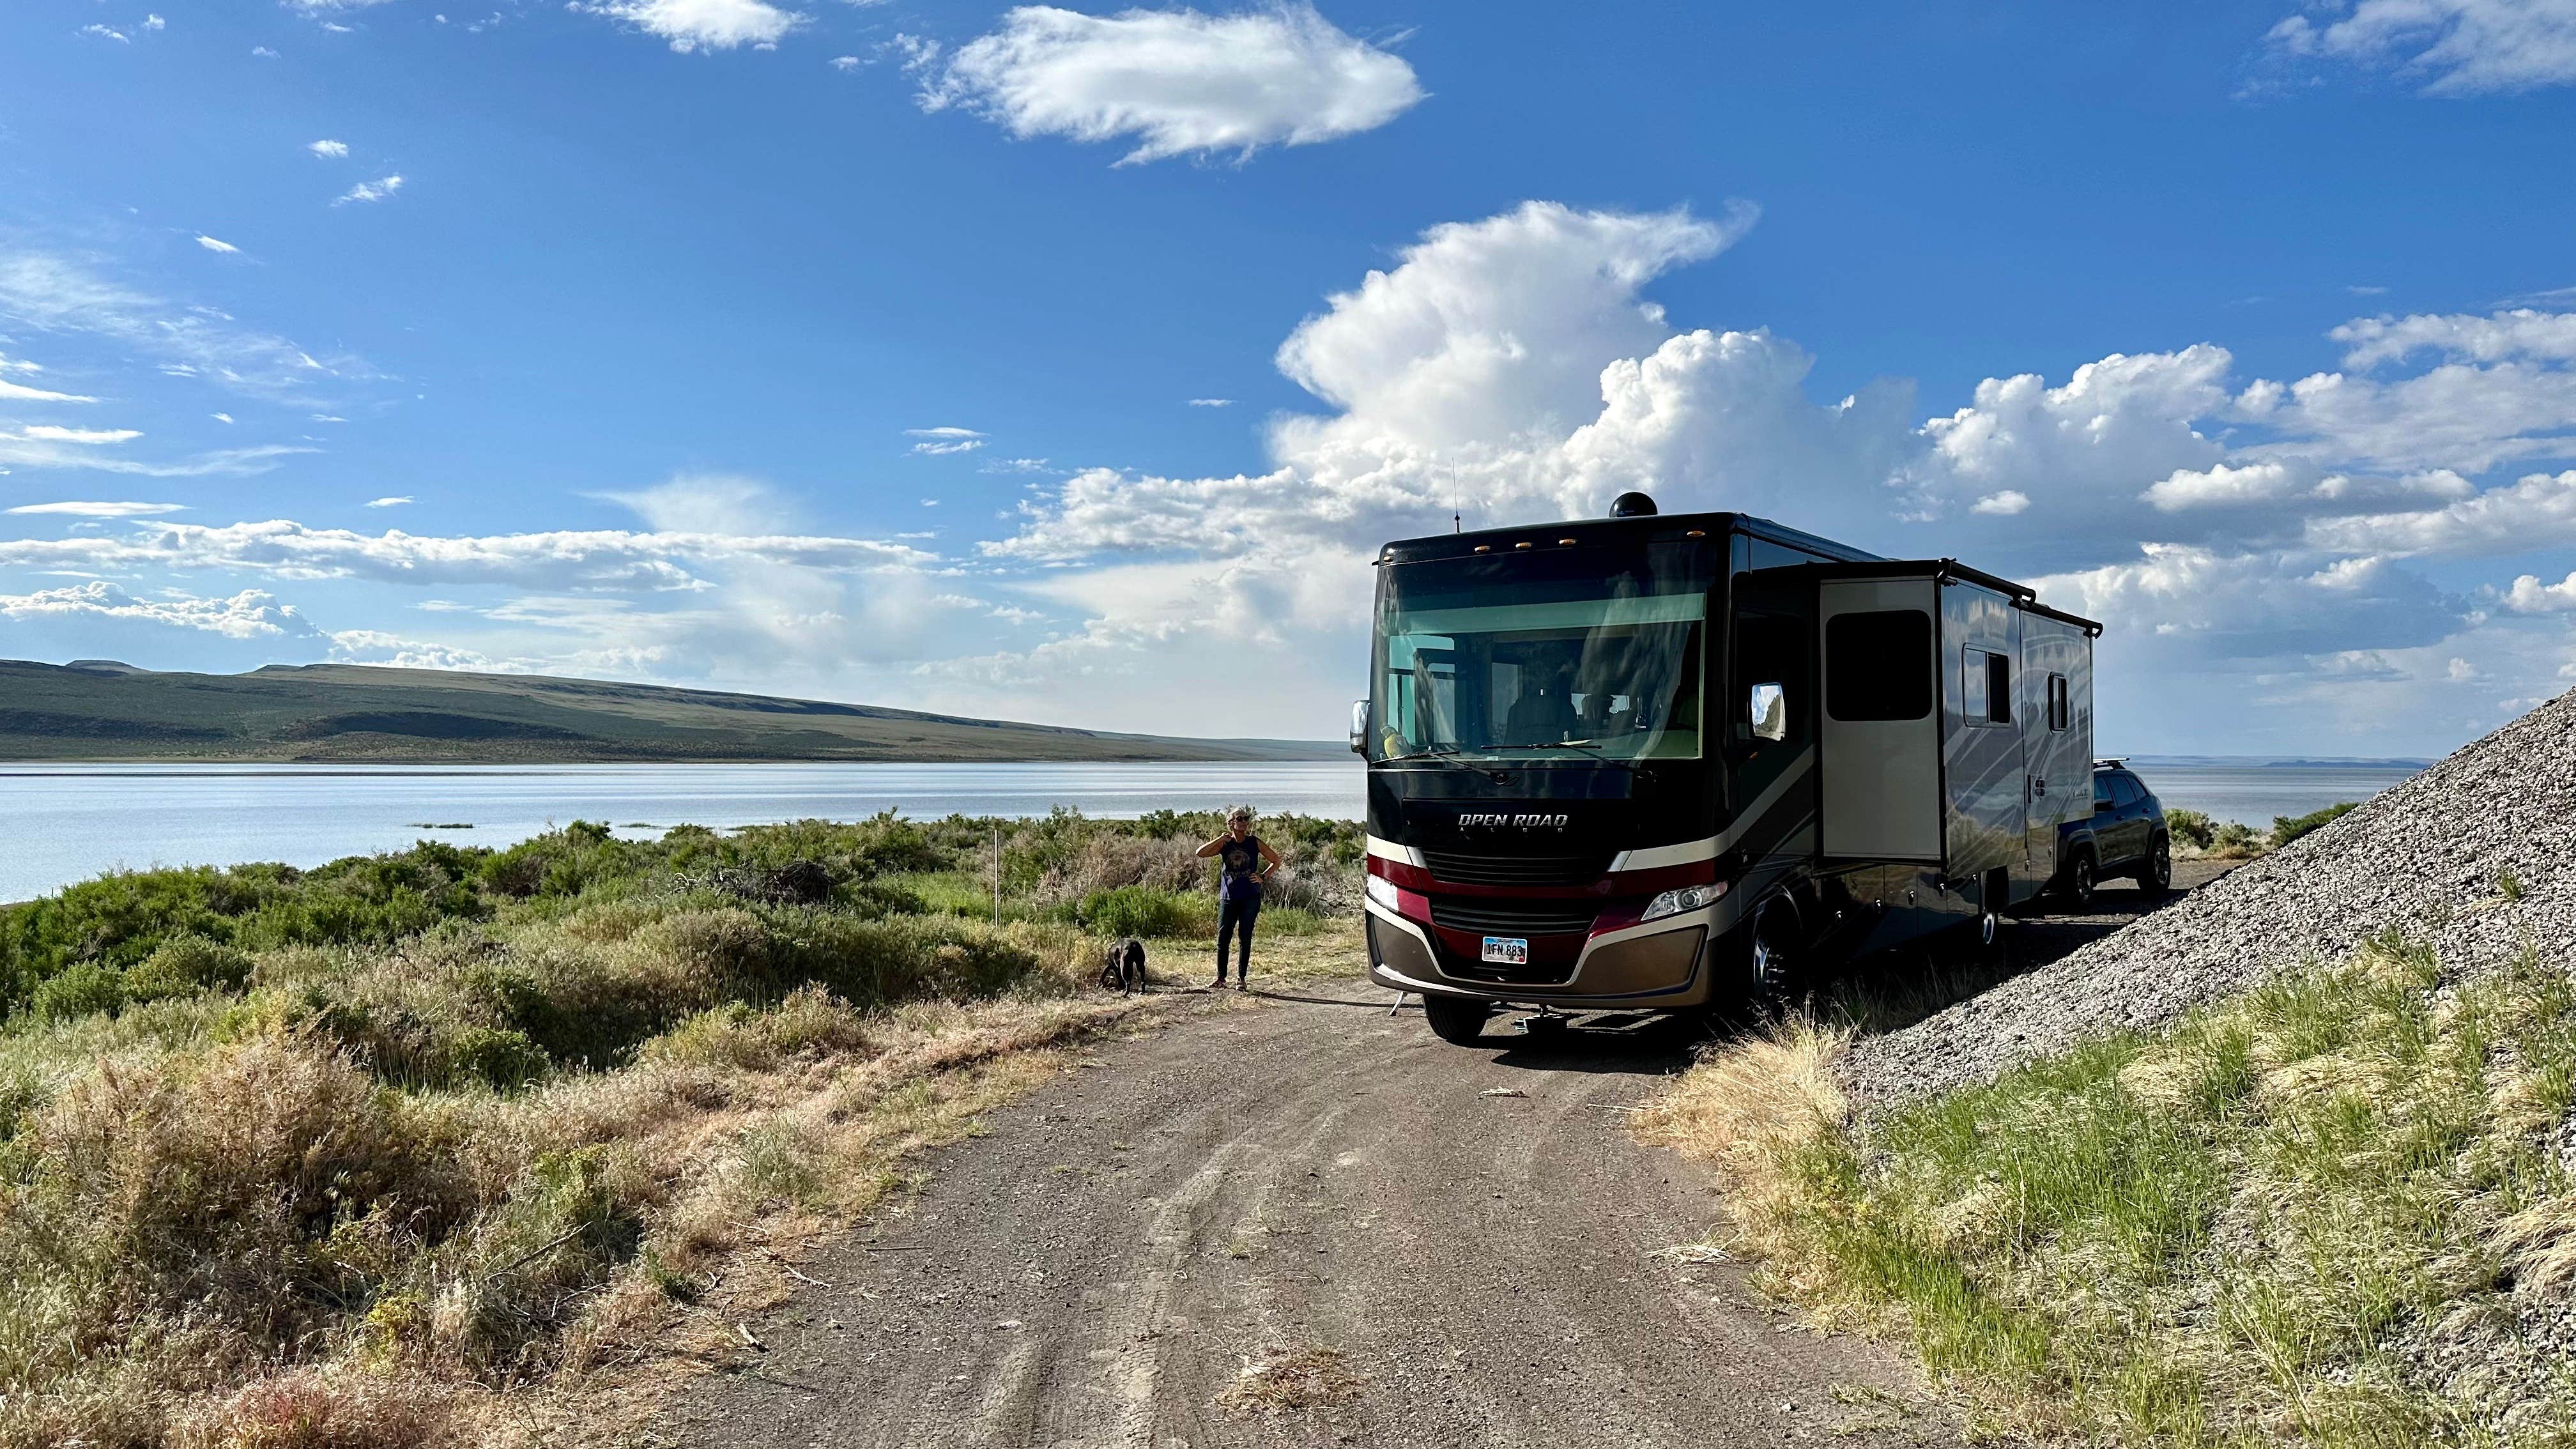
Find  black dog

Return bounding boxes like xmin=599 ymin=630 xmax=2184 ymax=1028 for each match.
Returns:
xmin=1098 ymin=936 xmax=1147 ymax=995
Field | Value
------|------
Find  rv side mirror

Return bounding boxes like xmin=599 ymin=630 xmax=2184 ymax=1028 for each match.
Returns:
xmin=1348 ymin=699 xmax=1369 ymax=755
xmin=2095 ymin=797 xmax=2113 ymax=815
xmin=1748 ymin=682 xmax=1787 ymax=742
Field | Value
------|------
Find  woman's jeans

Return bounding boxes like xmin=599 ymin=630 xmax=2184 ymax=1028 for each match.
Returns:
xmin=1215 ymin=896 xmax=1260 ymax=981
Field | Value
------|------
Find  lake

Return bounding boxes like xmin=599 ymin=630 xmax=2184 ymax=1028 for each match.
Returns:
xmin=0 ymin=757 xmax=2425 ymax=903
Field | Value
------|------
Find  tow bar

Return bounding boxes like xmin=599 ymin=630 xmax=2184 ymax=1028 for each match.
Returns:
xmin=1512 ymin=1006 xmax=1570 ymax=1036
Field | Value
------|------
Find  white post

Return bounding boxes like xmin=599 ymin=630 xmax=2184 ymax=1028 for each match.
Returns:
xmin=991 ymin=824 xmax=1001 ymax=925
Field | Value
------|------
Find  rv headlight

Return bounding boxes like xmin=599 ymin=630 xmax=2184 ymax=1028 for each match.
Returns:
xmin=1641 ymin=881 xmax=1726 ymax=922
xmin=1365 ymin=874 xmax=1402 ymax=912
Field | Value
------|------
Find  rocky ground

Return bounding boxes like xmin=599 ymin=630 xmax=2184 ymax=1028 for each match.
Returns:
xmin=1839 ymin=687 xmax=2576 ymax=1116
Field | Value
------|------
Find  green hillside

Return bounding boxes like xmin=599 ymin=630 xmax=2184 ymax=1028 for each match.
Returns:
xmin=0 ymin=659 xmax=1346 ymax=763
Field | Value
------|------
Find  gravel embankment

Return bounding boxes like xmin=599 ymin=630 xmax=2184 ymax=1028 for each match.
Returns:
xmin=1840 ymin=687 xmax=2576 ymax=1116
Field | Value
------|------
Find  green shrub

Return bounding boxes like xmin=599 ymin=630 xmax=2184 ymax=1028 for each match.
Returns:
xmin=31 ymin=962 xmax=126 ymax=1022
xmin=123 ymin=935 xmax=254 ymax=1004
xmin=2272 ymin=801 xmax=2359 ymax=847
xmin=2161 ymin=808 xmax=2216 ymax=852
xmin=1077 ymin=886 xmax=1190 ymax=938
xmin=2209 ymin=820 xmax=2262 ymax=857
xmin=440 ymin=1026 xmax=549 ymax=1091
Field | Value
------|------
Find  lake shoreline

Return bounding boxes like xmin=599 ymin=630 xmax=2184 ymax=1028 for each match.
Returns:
xmin=1 ymin=758 xmax=2426 ymax=906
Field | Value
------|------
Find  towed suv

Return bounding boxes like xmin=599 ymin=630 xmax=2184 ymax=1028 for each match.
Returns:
xmin=2053 ymin=759 xmax=2172 ymax=907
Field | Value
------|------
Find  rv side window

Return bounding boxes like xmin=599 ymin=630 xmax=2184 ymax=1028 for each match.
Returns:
xmin=2048 ymin=674 xmax=2070 ymax=731
xmin=1825 ymin=610 xmax=1931 ymax=722
xmin=1961 ymin=648 xmax=2011 ymax=724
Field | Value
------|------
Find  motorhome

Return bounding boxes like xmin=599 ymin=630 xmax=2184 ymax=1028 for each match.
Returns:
xmin=1353 ymin=493 xmax=2099 ymax=1044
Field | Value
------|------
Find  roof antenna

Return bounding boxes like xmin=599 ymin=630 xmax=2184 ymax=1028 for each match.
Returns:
xmin=1453 ymin=510 xmax=1460 ymax=533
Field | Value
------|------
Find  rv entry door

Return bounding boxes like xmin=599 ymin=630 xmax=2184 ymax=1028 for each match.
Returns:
xmin=1818 ymin=577 xmax=1942 ymax=862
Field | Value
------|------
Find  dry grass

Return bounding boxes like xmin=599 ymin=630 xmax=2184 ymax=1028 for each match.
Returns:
xmin=1217 ymin=1347 xmax=1365 ymax=1414
xmin=1640 ymin=935 xmax=2576 ymax=1446
xmin=0 ymin=911 xmax=1178 ymax=1449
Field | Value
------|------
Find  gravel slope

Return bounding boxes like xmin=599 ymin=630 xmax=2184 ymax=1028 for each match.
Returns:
xmin=1841 ymin=688 xmax=2576 ymax=1115
xmin=653 ymin=993 xmax=1963 ymax=1449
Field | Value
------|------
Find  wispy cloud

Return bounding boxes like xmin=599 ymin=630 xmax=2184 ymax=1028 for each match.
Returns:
xmin=6 ymin=500 xmax=186 ymax=518
xmin=195 ymin=235 xmax=241 ymax=255
xmin=80 ymin=24 xmax=131 ymax=42
xmin=0 ymin=249 xmax=371 ymax=400
xmin=307 ymin=139 xmax=351 ymax=158
xmin=8 ymin=425 xmax=142 ymax=445
xmin=907 ymin=425 xmax=986 ymax=456
xmin=1187 ymin=397 xmax=1232 ymax=407
xmin=0 ymin=518 xmax=938 ymax=591
xmin=364 ymin=495 xmax=413 ymax=508
xmin=0 ymin=374 xmax=98 ymax=404
xmin=335 ymin=175 xmax=405 ymax=205
xmin=2260 ymin=0 xmax=2576 ymax=95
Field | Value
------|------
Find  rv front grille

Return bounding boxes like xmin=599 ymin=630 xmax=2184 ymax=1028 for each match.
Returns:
xmin=1419 ymin=850 xmax=1611 ymax=887
xmin=1429 ymin=897 xmax=1601 ymax=937
xmin=1441 ymin=955 xmax=1577 ymax=987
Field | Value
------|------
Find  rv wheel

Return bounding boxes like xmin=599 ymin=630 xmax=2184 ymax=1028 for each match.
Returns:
xmin=1748 ymin=901 xmax=1802 ymax=997
xmin=1422 ymin=995 xmax=1491 ymax=1046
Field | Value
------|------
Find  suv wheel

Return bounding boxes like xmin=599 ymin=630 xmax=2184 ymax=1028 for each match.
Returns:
xmin=2060 ymin=850 xmax=2097 ymax=910
xmin=1422 ymin=995 xmax=1491 ymax=1045
xmin=2142 ymin=836 xmax=2173 ymax=895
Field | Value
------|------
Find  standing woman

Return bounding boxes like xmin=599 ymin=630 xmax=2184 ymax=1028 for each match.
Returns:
xmin=1197 ymin=806 xmax=1284 ymax=989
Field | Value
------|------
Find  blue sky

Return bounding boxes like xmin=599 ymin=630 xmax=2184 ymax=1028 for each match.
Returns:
xmin=3 ymin=0 xmax=2573 ymax=756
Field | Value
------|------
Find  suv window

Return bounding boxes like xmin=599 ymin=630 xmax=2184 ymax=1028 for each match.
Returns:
xmin=2109 ymin=774 xmax=2145 ymax=808
xmin=2093 ymin=774 xmax=2113 ymax=809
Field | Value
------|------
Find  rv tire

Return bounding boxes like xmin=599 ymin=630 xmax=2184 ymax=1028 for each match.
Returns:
xmin=1422 ymin=995 xmax=1491 ymax=1046
xmin=1747 ymin=899 xmax=1802 ymax=999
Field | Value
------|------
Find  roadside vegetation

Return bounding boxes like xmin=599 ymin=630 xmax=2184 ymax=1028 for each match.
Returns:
xmin=1642 ymin=928 xmax=2576 ymax=1446
xmin=0 ymin=808 xmax=1362 ymax=1448
xmin=2163 ymin=802 xmax=2361 ymax=861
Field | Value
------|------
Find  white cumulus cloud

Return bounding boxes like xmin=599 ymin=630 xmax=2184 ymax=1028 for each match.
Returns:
xmin=572 ymin=0 xmax=806 ymax=52
xmin=918 ymin=1 xmax=1424 ymax=165
xmin=0 ymin=581 xmax=325 ymax=643
xmin=308 ymin=139 xmax=351 ymax=158
xmin=2504 ymin=569 xmax=2576 ymax=612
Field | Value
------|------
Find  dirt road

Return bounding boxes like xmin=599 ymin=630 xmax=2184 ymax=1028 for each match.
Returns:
xmin=657 ymin=871 xmax=2223 ymax=1449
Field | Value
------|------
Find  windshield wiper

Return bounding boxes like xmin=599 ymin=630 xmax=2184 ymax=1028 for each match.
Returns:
xmin=1380 ymin=740 xmax=1468 ymax=764
xmin=1477 ymin=739 xmax=1615 ymax=761
xmin=1379 ymin=741 xmax=1513 ymax=781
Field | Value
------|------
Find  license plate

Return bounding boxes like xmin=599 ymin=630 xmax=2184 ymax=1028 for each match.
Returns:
xmin=1482 ymin=935 xmax=1529 ymax=965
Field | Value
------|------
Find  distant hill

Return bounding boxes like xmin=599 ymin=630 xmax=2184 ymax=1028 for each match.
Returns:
xmin=0 ymin=660 xmax=1347 ymax=763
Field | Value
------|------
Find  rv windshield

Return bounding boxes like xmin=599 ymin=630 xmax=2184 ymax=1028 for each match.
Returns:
xmin=1369 ymin=542 xmax=1711 ymax=764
